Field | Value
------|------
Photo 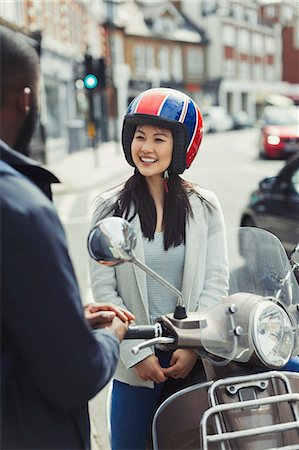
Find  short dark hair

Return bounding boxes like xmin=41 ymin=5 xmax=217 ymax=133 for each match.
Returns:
xmin=0 ymin=26 xmax=39 ymax=107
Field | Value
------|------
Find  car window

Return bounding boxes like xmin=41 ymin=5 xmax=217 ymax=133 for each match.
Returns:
xmin=263 ymin=107 xmax=299 ymax=126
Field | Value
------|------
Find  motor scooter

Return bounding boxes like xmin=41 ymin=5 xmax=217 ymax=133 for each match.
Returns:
xmin=88 ymin=217 xmax=299 ymax=450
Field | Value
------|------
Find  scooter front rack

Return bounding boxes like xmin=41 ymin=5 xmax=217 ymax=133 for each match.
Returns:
xmin=201 ymin=371 xmax=299 ymax=450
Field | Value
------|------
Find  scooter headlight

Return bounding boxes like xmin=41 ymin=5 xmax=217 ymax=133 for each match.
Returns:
xmin=251 ymin=301 xmax=294 ymax=368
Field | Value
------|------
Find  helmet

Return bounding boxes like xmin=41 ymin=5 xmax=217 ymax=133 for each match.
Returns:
xmin=121 ymin=88 xmax=203 ymax=175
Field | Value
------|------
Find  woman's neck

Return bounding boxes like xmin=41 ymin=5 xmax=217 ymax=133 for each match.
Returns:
xmin=145 ymin=175 xmax=165 ymax=206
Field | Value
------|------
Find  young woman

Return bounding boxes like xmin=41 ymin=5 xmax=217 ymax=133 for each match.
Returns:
xmin=89 ymin=88 xmax=229 ymax=449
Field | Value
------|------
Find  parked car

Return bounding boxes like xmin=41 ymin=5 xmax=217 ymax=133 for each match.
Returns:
xmin=202 ymin=106 xmax=233 ymax=133
xmin=231 ymin=111 xmax=254 ymax=130
xmin=240 ymin=151 xmax=299 ymax=255
xmin=258 ymin=105 xmax=299 ymax=159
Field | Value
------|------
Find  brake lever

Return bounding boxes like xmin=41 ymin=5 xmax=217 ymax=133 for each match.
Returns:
xmin=131 ymin=337 xmax=175 ymax=355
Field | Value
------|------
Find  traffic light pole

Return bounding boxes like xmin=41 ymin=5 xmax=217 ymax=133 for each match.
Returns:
xmin=84 ymin=54 xmax=99 ymax=165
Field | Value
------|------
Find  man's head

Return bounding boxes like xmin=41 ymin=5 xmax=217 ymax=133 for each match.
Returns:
xmin=0 ymin=26 xmax=40 ymax=155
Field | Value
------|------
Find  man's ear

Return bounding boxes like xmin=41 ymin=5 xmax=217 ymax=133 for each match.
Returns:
xmin=17 ymin=87 xmax=31 ymax=114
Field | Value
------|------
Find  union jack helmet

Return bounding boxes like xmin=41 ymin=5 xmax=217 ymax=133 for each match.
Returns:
xmin=121 ymin=88 xmax=204 ymax=174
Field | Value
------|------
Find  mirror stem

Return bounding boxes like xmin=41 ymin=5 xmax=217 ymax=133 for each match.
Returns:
xmin=132 ymin=256 xmax=187 ymax=318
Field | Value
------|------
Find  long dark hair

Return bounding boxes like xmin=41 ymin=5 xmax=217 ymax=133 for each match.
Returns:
xmin=101 ymin=171 xmax=213 ymax=251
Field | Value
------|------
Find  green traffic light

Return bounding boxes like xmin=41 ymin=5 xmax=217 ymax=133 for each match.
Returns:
xmin=84 ymin=74 xmax=98 ymax=89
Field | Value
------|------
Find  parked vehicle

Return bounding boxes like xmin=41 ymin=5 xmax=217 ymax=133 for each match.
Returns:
xmin=88 ymin=217 xmax=299 ymax=450
xmin=202 ymin=106 xmax=233 ymax=133
xmin=258 ymin=105 xmax=299 ymax=159
xmin=240 ymin=152 xmax=299 ymax=255
xmin=231 ymin=110 xmax=254 ymax=130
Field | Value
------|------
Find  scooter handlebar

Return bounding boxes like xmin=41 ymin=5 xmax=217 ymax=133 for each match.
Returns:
xmin=125 ymin=323 xmax=163 ymax=340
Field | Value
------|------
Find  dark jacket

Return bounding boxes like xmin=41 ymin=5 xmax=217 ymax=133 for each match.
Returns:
xmin=0 ymin=141 xmax=120 ymax=450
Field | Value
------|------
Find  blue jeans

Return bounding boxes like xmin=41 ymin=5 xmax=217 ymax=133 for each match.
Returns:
xmin=110 ymin=351 xmax=172 ymax=450
xmin=282 ymin=356 xmax=299 ymax=372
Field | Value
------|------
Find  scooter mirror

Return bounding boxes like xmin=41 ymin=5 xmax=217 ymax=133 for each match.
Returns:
xmin=87 ymin=217 xmax=137 ymax=266
xmin=87 ymin=217 xmax=187 ymax=318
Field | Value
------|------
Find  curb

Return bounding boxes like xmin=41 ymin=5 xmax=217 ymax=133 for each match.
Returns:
xmin=46 ymin=141 xmax=131 ymax=195
xmin=52 ymin=168 xmax=130 ymax=195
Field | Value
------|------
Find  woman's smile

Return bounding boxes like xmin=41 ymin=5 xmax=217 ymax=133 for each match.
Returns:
xmin=140 ymin=156 xmax=158 ymax=164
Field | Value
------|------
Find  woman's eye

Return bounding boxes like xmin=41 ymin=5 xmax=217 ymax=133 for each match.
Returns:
xmin=155 ymin=138 xmax=165 ymax=143
xmin=135 ymin=135 xmax=144 ymax=140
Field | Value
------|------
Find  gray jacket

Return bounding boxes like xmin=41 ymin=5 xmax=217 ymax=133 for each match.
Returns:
xmin=89 ymin=186 xmax=229 ymax=388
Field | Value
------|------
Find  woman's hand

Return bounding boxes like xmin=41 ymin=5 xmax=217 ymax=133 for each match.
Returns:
xmin=84 ymin=303 xmax=135 ymax=328
xmin=134 ymin=355 xmax=168 ymax=384
xmin=162 ymin=349 xmax=198 ymax=379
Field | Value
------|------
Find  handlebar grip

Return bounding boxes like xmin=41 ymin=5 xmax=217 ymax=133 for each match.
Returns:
xmin=125 ymin=324 xmax=162 ymax=339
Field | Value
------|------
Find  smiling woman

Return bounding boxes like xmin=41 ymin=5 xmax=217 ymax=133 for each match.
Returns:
xmin=88 ymin=87 xmax=229 ymax=450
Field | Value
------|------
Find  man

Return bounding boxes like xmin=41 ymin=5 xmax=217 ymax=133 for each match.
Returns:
xmin=0 ymin=26 xmax=134 ymax=449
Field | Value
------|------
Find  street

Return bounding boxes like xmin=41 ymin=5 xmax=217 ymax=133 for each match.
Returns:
xmin=52 ymin=128 xmax=284 ymax=450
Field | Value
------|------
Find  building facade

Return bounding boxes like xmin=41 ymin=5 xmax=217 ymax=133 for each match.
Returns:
xmin=180 ymin=0 xmax=299 ymax=118
xmin=1 ymin=0 xmax=298 ymax=161
xmin=0 ymin=0 xmax=106 ymax=162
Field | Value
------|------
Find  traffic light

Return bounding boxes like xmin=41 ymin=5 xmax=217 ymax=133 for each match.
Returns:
xmin=83 ymin=54 xmax=106 ymax=90
xmin=83 ymin=54 xmax=98 ymax=89
xmin=84 ymin=73 xmax=98 ymax=89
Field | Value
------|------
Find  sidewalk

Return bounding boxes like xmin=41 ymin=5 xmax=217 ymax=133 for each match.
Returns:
xmin=45 ymin=140 xmax=131 ymax=195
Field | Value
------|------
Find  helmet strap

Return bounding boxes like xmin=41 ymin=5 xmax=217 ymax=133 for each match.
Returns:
xmin=163 ymin=169 xmax=169 ymax=194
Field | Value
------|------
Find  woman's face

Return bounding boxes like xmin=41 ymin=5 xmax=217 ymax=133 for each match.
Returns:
xmin=131 ymin=124 xmax=173 ymax=178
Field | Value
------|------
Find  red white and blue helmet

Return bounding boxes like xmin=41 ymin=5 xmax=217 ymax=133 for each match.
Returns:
xmin=121 ymin=88 xmax=204 ymax=175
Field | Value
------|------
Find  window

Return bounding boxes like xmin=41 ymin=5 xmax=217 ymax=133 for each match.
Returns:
xmin=265 ymin=36 xmax=275 ymax=54
xmin=283 ymin=5 xmax=294 ymax=22
xmin=238 ymin=29 xmax=250 ymax=53
xmin=171 ymin=47 xmax=183 ymax=82
xmin=223 ymin=59 xmax=236 ymax=78
xmin=265 ymin=64 xmax=275 ymax=81
xmin=145 ymin=46 xmax=155 ymax=70
xmin=223 ymin=25 xmax=236 ymax=46
xmin=252 ymin=63 xmax=263 ymax=80
xmin=159 ymin=47 xmax=170 ymax=80
xmin=134 ymin=45 xmax=145 ymax=76
xmin=246 ymin=8 xmax=258 ymax=25
xmin=0 ymin=0 xmax=24 ymax=26
xmin=233 ymin=3 xmax=244 ymax=21
xmin=265 ymin=5 xmax=276 ymax=19
xmin=186 ymin=48 xmax=203 ymax=78
xmin=134 ymin=44 xmax=155 ymax=77
xmin=239 ymin=60 xmax=250 ymax=79
xmin=252 ymin=33 xmax=264 ymax=56
xmin=201 ymin=0 xmax=218 ymax=16
xmin=153 ymin=17 xmax=175 ymax=34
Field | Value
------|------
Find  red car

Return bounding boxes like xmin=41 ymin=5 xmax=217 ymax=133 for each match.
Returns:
xmin=259 ymin=106 xmax=299 ymax=159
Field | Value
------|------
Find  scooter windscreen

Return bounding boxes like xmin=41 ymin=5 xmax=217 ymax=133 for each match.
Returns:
xmin=201 ymin=227 xmax=299 ymax=368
